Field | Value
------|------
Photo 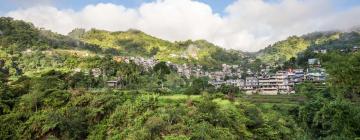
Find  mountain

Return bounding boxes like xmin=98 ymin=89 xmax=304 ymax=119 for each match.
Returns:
xmin=3 ymin=16 xmax=358 ymax=71
xmin=1 ymin=17 xmax=360 ymax=140
xmin=256 ymin=31 xmax=360 ymax=65
xmin=256 ymin=36 xmax=310 ymax=65
xmin=0 ymin=17 xmax=245 ymax=72
xmin=73 ymin=28 xmax=246 ymax=67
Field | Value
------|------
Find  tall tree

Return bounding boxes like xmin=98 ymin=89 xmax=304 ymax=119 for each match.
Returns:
xmin=153 ymin=62 xmax=171 ymax=89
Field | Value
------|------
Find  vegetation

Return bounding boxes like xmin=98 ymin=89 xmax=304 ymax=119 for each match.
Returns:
xmin=79 ymin=29 xmax=246 ymax=68
xmin=0 ymin=69 xmax=306 ymax=139
xmin=257 ymin=36 xmax=310 ymax=65
xmin=0 ymin=17 xmax=360 ymax=139
xmin=257 ymin=31 xmax=360 ymax=65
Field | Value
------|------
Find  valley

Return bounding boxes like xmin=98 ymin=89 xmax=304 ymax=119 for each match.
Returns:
xmin=1 ymin=17 xmax=360 ymax=140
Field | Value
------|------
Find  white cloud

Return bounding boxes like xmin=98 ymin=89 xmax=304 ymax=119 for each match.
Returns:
xmin=78 ymin=3 xmax=139 ymax=31
xmin=7 ymin=3 xmax=139 ymax=34
xmin=5 ymin=0 xmax=360 ymax=52
xmin=137 ymin=0 xmax=223 ymax=41
xmin=7 ymin=6 xmax=77 ymax=34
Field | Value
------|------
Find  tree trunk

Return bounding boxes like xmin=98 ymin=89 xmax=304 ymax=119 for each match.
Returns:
xmin=161 ymin=81 xmax=164 ymax=89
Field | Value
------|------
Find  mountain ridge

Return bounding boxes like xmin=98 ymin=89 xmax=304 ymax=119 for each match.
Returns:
xmin=1 ymin=16 xmax=360 ymax=69
xmin=256 ymin=30 xmax=360 ymax=65
xmin=0 ymin=17 xmax=247 ymax=69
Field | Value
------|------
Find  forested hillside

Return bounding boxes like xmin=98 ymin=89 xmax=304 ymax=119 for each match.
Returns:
xmin=1 ymin=17 xmax=360 ymax=140
xmin=74 ymin=28 xmax=245 ymax=68
xmin=257 ymin=31 xmax=360 ymax=65
xmin=0 ymin=17 xmax=245 ymax=71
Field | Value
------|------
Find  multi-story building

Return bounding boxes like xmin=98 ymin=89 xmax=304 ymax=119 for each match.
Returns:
xmin=257 ymin=71 xmax=294 ymax=95
xmin=306 ymin=68 xmax=326 ymax=82
xmin=244 ymin=77 xmax=258 ymax=93
xmin=208 ymin=80 xmax=225 ymax=88
xmin=308 ymin=58 xmax=321 ymax=67
xmin=258 ymin=76 xmax=278 ymax=95
xmin=226 ymin=79 xmax=245 ymax=87
xmin=292 ymin=69 xmax=305 ymax=83
xmin=273 ymin=71 xmax=293 ymax=94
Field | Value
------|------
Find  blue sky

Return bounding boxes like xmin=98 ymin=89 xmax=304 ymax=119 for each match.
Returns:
xmin=1 ymin=0 xmax=360 ymax=15
xmin=1 ymin=0 xmax=360 ymax=51
xmin=0 ymin=0 xmax=233 ymax=15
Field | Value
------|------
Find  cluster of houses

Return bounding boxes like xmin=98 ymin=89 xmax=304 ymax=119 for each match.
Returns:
xmin=103 ymin=56 xmax=244 ymax=89
xmin=313 ymin=46 xmax=359 ymax=54
xmin=209 ymin=68 xmax=325 ymax=95
xmin=173 ymin=63 xmax=242 ymax=80
xmin=168 ymin=59 xmax=326 ymax=95
xmin=208 ymin=59 xmax=327 ymax=95
xmin=113 ymin=56 xmax=158 ymax=71
xmin=116 ymin=56 xmax=243 ymax=82
xmin=74 ymin=55 xmax=327 ymax=95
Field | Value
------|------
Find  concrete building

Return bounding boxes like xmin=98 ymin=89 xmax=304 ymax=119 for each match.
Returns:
xmin=308 ymin=58 xmax=320 ymax=66
xmin=244 ymin=77 xmax=258 ymax=94
xmin=226 ymin=79 xmax=245 ymax=87
xmin=107 ymin=80 xmax=120 ymax=88
xmin=273 ymin=71 xmax=293 ymax=94
xmin=306 ymin=68 xmax=326 ymax=82
xmin=257 ymin=71 xmax=294 ymax=95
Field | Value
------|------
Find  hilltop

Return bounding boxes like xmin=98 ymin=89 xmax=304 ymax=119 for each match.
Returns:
xmin=71 ymin=28 xmax=246 ymax=67
xmin=0 ymin=17 xmax=246 ymax=72
xmin=2 ymin=16 xmax=360 ymax=75
xmin=256 ymin=30 xmax=360 ymax=65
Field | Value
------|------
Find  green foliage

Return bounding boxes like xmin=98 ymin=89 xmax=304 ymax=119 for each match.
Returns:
xmin=217 ymin=84 xmax=242 ymax=101
xmin=1 ymin=17 xmax=360 ymax=140
xmin=0 ymin=17 xmax=102 ymax=54
xmin=324 ymin=52 xmax=360 ymax=98
xmin=257 ymin=31 xmax=360 ymax=65
xmin=153 ymin=61 xmax=171 ymax=79
xmin=80 ymin=29 xmax=245 ymax=67
xmin=185 ymin=77 xmax=211 ymax=95
xmin=257 ymin=36 xmax=310 ymax=65
xmin=1 ymin=76 xmax=305 ymax=140
xmin=299 ymin=96 xmax=360 ymax=139
xmin=68 ymin=28 xmax=86 ymax=39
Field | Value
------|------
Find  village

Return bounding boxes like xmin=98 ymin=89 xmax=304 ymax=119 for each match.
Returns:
xmin=83 ymin=46 xmax=359 ymax=95
xmin=102 ymin=55 xmax=326 ymax=95
xmin=179 ymin=59 xmax=326 ymax=95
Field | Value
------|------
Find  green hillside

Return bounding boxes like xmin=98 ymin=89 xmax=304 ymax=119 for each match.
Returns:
xmin=0 ymin=17 xmax=109 ymax=78
xmin=1 ymin=17 xmax=360 ymax=140
xmin=0 ymin=17 xmax=245 ymax=74
xmin=256 ymin=36 xmax=310 ymax=64
xmin=256 ymin=31 xmax=360 ymax=65
xmin=76 ymin=28 xmax=245 ymax=67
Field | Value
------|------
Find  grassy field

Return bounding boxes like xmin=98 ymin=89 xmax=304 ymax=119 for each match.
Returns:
xmin=158 ymin=94 xmax=306 ymax=103
xmin=157 ymin=94 xmax=305 ymax=110
xmin=243 ymin=94 xmax=306 ymax=104
xmin=158 ymin=94 xmax=201 ymax=105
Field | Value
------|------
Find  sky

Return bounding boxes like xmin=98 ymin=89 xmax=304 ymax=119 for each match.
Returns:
xmin=1 ymin=0 xmax=360 ymax=52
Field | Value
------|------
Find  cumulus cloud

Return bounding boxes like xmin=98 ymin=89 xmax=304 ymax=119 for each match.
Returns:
xmin=137 ymin=0 xmax=223 ymax=41
xmin=5 ymin=0 xmax=360 ymax=52
xmin=7 ymin=3 xmax=138 ymax=34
